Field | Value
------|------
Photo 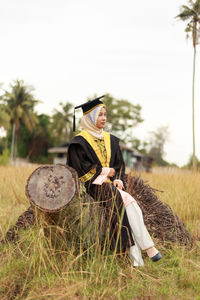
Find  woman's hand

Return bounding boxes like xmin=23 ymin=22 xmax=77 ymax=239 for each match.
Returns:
xmin=113 ymin=179 xmax=124 ymax=190
xmin=108 ymin=168 xmax=116 ymax=177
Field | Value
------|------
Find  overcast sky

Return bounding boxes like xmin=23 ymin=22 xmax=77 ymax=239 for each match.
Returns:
xmin=1 ymin=0 xmax=200 ymax=167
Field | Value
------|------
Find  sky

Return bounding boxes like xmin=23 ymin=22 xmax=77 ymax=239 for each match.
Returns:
xmin=1 ymin=0 xmax=200 ymax=167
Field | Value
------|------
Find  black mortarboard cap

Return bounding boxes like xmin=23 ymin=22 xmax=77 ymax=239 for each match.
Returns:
xmin=73 ymin=95 xmax=105 ymax=131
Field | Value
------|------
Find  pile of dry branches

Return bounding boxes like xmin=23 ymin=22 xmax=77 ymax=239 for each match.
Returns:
xmin=126 ymin=175 xmax=192 ymax=247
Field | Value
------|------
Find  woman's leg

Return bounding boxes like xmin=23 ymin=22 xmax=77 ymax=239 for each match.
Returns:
xmin=125 ymin=201 xmax=161 ymax=261
xmin=125 ymin=202 xmax=154 ymax=251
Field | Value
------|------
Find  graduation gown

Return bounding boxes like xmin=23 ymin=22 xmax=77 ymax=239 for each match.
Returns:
xmin=67 ymin=131 xmax=134 ymax=252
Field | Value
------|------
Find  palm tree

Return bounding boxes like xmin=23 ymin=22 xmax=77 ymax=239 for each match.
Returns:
xmin=2 ymin=80 xmax=39 ymax=161
xmin=176 ymin=0 xmax=200 ymax=170
xmin=0 ymin=104 xmax=10 ymax=130
xmin=51 ymin=102 xmax=73 ymax=144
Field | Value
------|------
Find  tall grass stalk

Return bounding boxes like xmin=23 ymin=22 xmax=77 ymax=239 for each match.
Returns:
xmin=0 ymin=166 xmax=200 ymax=299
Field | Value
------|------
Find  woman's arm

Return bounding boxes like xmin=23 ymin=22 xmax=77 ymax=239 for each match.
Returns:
xmin=67 ymin=144 xmax=102 ymax=183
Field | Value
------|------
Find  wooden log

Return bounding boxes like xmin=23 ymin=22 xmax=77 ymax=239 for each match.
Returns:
xmin=25 ymin=164 xmax=79 ymax=212
xmin=1 ymin=165 xmax=80 ymax=244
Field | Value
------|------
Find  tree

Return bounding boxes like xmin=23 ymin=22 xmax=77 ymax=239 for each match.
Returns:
xmin=185 ymin=154 xmax=200 ymax=169
xmin=5 ymin=113 xmax=54 ymax=164
xmin=0 ymin=103 xmax=10 ymax=131
xmin=26 ymin=114 xmax=53 ymax=163
xmin=147 ymin=126 xmax=170 ymax=166
xmin=51 ymin=102 xmax=74 ymax=144
xmin=1 ymin=80 xmax=39 ymax=160
xmin=176 ymin=0 xmax=200 ymax=170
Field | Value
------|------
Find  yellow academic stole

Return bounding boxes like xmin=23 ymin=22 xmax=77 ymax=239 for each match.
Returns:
xmin=77 ymin=130 xmax=111 ymax=182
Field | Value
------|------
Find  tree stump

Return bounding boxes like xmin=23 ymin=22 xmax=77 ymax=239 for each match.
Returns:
xmin=24 ymin=164 xmax=105 ymax=250
xmin=1 ymin=164 xmax=80 ymax=244
xmin=26 ymin=164 xmax=79 ymax=212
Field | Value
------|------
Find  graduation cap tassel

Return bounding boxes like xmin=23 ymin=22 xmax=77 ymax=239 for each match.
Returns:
xmin=73 ymin=109 xmax=76 ymax=132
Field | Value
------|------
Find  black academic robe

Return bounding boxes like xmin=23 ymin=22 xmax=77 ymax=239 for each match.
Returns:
xmin=67 ymin=133 xmax=134 ymax=253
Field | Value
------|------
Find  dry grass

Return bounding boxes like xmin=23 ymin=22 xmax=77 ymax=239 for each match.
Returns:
xmin=0 ymin=166 xmax=200 ymax=300
xmin=0 ymin=166 xmax=37 ymax=235
xmin=141 ymin=169 xmax=200 ymax=238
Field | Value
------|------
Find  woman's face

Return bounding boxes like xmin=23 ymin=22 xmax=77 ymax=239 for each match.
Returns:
xmin=96 ymin=106 xmax=107 ymax=129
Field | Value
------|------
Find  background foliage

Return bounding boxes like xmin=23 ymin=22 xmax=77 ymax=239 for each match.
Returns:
xmin=0 ymin=81 xmax=171 ymax=166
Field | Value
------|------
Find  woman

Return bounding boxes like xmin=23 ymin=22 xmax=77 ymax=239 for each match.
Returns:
xmin=67 ymin=96 xmax=162 ymax=266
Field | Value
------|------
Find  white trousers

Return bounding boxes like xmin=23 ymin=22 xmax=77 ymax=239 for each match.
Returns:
xmin=125 ymin=202 xmax=154 ymax=266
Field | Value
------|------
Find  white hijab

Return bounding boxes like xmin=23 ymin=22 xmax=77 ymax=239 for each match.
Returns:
xmin=80 ymin=105 xmax=105 ymax=139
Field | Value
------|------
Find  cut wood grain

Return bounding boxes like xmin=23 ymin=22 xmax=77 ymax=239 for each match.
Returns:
xmin=25 ymin=164 xmax=79 ymax=212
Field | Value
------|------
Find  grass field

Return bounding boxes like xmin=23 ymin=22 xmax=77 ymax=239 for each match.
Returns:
xmin=0 ymin=166 xmax=200 ymax=300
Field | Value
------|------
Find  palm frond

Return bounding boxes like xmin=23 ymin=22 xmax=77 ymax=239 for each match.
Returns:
xmin=176 ymin=5 xmax=195 ymax=20
xmin=0 ymin=106 xmax=10 ymax=130
xmin=193 ymin=0 xmax=200 ymax=13
xmin=176 ymin=0 xmax=200 ymax=45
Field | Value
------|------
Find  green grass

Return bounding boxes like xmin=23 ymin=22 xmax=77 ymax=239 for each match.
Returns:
xmin=0 ymin=166 xmax=200 ymax=299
